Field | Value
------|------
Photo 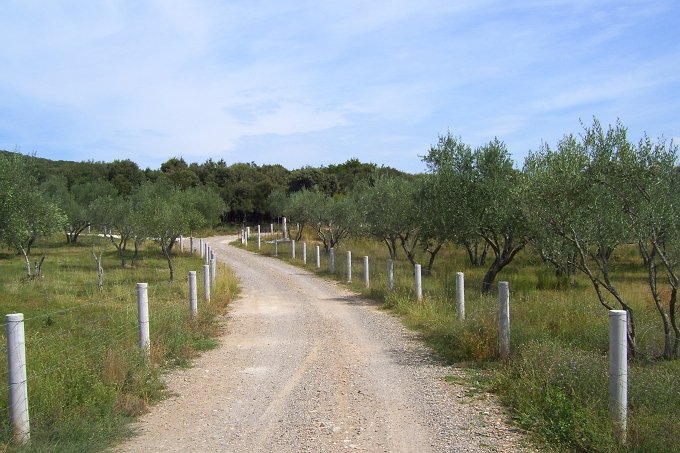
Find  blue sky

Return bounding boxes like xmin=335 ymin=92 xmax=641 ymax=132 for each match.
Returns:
xmin=1 ymin=1 xmax=678 ymax=173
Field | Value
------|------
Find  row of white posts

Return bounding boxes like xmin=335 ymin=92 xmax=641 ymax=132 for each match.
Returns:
xmin=239 ymin=219 xmax=294 ymax=246
xmin=3 ymin=237 xmax=218 ymax=445
xmin=244 ymin=226 xmax=630 ymax=444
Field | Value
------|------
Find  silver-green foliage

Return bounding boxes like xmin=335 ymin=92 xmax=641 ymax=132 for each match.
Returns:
xmin=352 ymin=175 xmax=418 ymax=261
xmin=41 ymin=175 xmax=114 ymax=244
xmin=525 ymin=118 xmax=680 ymax=358
xmin=0 ymin=153 xmax=66 ymax=277
xmin=284 ymin=189 xmax=358 ymax=251
xmin=422 ymin=133 xmax=530 ymax=292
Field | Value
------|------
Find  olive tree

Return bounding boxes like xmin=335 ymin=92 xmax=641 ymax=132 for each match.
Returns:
xmin=133 ymin=182 xmax=175 ymax=280
xmin=89 ymin=194 xmax=140 ymax=267
xmin=604 ymin=132 xmax=680 ymax=358
xmin=284 ymin=189 xmax=356 ymax=251
xmin=0 ymin=153 xmax=66 ymax=278
xmin=282 ymin=189 xmax=313 ymax=242
xmin=421 ymin=134 xmax=487 ymax=269
xmin=352 ymin=174 xmax=418 ymax=261
xmin=524 ymin=120 xmax=641 ymax=355
xmin=42 ymin=175 xmax=114 ymax=244
xmin=135 ymin=181 xmax=203 ymax=280
xmin=423 ymin=135 xmax=530 ymax=292
xmin=176 ymin=187 xmax=227 ymax=244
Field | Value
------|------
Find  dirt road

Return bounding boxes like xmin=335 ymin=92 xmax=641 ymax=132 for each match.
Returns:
xmin=115 ymin=236 xmax=533 ymax=452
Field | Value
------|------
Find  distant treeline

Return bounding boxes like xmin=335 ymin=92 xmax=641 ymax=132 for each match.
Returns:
xmin=4 ymin=152 xmax=407 ymax=223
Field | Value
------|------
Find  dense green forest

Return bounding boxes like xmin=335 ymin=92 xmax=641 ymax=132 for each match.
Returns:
xmin=12 ymin=151 xmax=406 ymax=223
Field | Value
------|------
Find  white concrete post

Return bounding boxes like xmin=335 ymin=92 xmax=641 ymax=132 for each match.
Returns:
xmin=246 ymin=226 xmax=250 ymax=239
xmin=387 ymin=259 xmax=394 ymax=291
xmin=179 ymin=235 xmax=184 ymax=253
xmin=199 ymin=239 xmax=204 ymax=258
xmin=270 ymin=223 xmax=274 ymax=236
xmin=415 ymin=264 xmax=422 ymax=301
xmin=210 ymin=257 xmax=217 ymax=287
xmin=346 ymin=251 xmax=352 ymax=282
xmin=291 ymin=240 xmax=296 ymax=260
xmin=456 ymin=272 xmax=465 ymax=321
xmin=316 ymin=245 xmax=321 ymax=269
xmin=6 ymin=313 xmax=30 ymax=445
xmin=499 ymin=281 xmax=510 ymax=361
xmin=329 ymin=248 xmax=335 ymax=274
xmin=205 ymin=245 xmax=211 ymax=265
xmin=189 ymin=271 xmax=197 ymax=319
xmin=282 ymin=217 xmax=288 ymax=239
xmin=257 ymin=225 xmax=261 ymax=250
xmin=363 ymin=256 xmax=369 ymax=288
xmin=203 ymin=264 xmax=211 ymax=303
xmin=190 ymin=236 xmax=194 ymax=254
xmin=302 ymin=242 xmax=307 ymax=265
xmin=137 ymin=283 xmax=150 ymax=355
xmin=609 ymin=309 xmax=628 ymax=445
xmin=274 ymin=239 xmax=278 ymax=256
xmin=244 ymin=230 xmax=248 ymax=246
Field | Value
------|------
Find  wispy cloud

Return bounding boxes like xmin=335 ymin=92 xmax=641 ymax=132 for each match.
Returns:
xmin=0 ymin=0 xmax=678 ymax=171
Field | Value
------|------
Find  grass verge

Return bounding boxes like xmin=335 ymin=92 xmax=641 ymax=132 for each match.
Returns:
xmin=0 ymin=234 xmax=239 ymax=452
xmin=240 ymin=231 xmax=680 ymax=452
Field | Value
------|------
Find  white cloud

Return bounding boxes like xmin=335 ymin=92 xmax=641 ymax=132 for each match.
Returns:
xmin=0 ymin=0 xmax=679 ymax=170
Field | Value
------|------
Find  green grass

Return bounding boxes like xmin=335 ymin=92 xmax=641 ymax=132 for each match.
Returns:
xmin=240 ymin=230 xmax=680 ymax=452
xmin=0 ymin=234 xmax=239 ymax=452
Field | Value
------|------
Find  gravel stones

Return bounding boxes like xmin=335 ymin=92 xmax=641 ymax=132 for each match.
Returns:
xmin=114 ymin=236 xmax=535 ymax=452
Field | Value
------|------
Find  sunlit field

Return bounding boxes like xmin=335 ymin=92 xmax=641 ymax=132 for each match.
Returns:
xmin=0 ymin=234 xmax=238 ymax=452
xmin=243 ymin=228 xmax=680 ymax=453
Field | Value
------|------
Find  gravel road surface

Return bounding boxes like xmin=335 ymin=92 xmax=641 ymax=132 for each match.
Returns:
xmin=114 ymin=236 xmax=534 ymax=452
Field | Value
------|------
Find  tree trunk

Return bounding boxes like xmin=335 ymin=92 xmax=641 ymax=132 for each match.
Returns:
xmin=639 ymin=241 xmax=652 ymax=267
xmin=398 ymin=232 xmax=418 ymax=267
xmin=670 ymin=288 xmax=679 ymax=357
xmin=34 ymin=256 xmax=45 ymax=278
xmin=314 ymin=226 xmax=329 ymax=252
xmin=161 ymin=240 xmax=174 ymax=281
xmin=480 ymin=234 xmax=524 ymax=294
xmin=648 ymin=261 xmax=674 ymax=359
xmin=425 ymin=242 xmax=443 ymax=276
xmin=383 ymin=237 xmax=397 ymax=260
xmin=625 ymin=307 xmax=638 ymax=358
xmin=481 ymin=258 xmax=504 ymax=294
xmin=118 ymin=238 xmax=128 ymax=268
xmin=26 ymin=235 xmax=36 ymax=255
xmin=71 ymin=222 xmax=89 ymax=244
xmin=480 ymin=241 xmax=489 ymax=266
xmin=464 ymin=240 xmax=489 ymax=266
xmin=573 ymin=239 xmax=639 ymax=357
xmin=107 ymin=231 xmax=128 ymax=267
xmin=464 ymin=241 xmax=477 ymax=266
xmin=295 ymin=224 xmax=304 ymax=242
xmin=132 ymin=240 xmax=141 ymax=267
xmin=19 ymin=245 xmax=31 ymax=279
xmin=594 ymin=277 xmax=639 ymax=357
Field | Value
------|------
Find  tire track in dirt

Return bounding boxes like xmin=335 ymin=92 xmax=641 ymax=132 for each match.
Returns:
xmin=114 ymin=236 xmax=535 ymax=452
